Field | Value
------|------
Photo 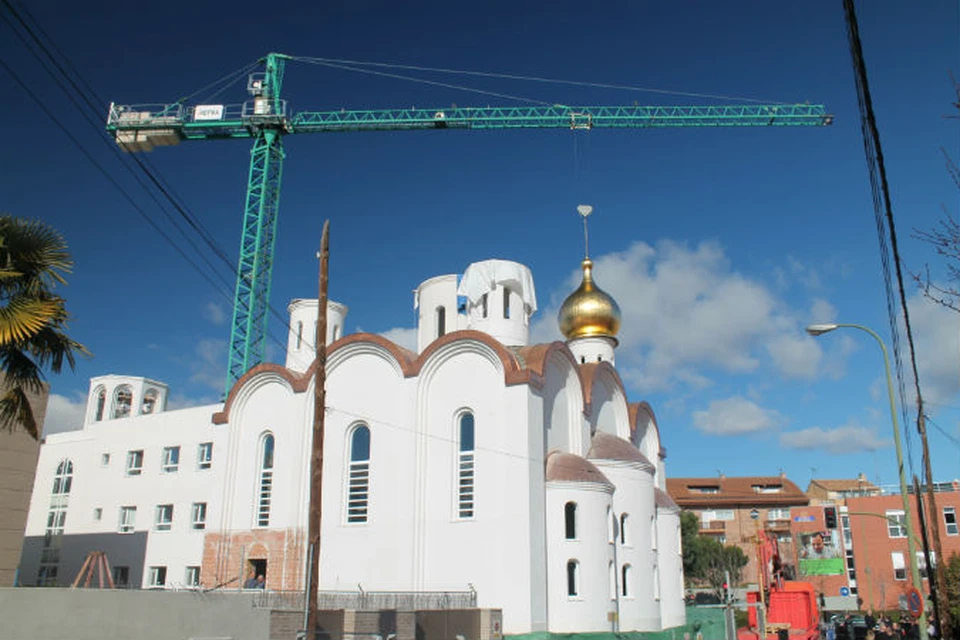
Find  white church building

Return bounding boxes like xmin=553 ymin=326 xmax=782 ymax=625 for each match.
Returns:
xmin=20 ymin=253 xmax=685 ymax=635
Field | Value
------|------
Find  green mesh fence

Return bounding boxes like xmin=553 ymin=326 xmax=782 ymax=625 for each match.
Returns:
xmin=506 ymin=606 xmax=728 ymax=640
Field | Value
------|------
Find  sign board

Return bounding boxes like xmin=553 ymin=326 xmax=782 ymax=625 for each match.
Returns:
xmin=194 ymin=105 xmax=224 ymax=121
xmin=840 ymin=587 xmax=850 ymax=596
xmin=906 ymin=587 xmax=924 ymax=617
xmin=793 ymin=515 xmax=815 ymax=522
xmin=750 ymin=509 xmax=760 ymax=520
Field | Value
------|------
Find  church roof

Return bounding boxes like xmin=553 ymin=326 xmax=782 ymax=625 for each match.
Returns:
xmin=655 ymin=487 xmax=679 ymax=510
xmin=546 ymin=451 xmax=614 ymax=488
xmin=587 ymin=431 xmax=651 ymax=465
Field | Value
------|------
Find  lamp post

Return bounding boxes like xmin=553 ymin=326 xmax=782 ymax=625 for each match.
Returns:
xmin=806 ymin=323 xmax=927 ymax=640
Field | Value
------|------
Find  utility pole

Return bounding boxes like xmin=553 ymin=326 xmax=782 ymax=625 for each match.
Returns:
xmin=917 ymin=414 xmax=950 ymax=640
xmin=306 ymin=221 xmax=330 ymax=640
xmin=914 ymin=475 xmax=943 ymax=639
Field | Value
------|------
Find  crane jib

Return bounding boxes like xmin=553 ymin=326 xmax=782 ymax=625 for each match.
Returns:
xmin=106 ymin=103 xmax=833 ymax=150
xmin=104 ymin=84 xmax=832 ymax=394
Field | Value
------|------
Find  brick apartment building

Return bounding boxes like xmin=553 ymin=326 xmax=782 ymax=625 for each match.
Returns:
xmin=666 ymin=474 xmax=809 ymax=587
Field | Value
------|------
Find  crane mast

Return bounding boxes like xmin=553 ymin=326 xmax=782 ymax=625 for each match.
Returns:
xmin=106 ymin=52 xmax=832 ymax=394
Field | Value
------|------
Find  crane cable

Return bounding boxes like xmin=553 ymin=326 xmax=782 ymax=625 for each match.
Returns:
xmin=293 ymin=55 xmax=791 ymax=105
xmin=0 ymin=1 xmax=304 ymax=362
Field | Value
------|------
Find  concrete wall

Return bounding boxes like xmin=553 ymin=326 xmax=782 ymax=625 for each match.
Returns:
xmin=0 ymin=377 xmax=46 ymax=586
xmin=0 ymin=588 xmax=270 ymax=640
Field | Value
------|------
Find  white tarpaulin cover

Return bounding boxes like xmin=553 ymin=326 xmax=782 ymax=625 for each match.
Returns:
xmin=457 ymin=259 xmax=538 ymax=312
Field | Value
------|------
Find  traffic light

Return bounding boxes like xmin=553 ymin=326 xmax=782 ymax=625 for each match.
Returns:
xmin=824 ymin=506 xmax=838 ymax=529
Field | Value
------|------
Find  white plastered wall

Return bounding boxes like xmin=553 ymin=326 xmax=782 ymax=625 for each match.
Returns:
xmin=545 ymin=482 xmax=615 ymax=633
xmin=656 ymin=506 xmax=686 ymax=628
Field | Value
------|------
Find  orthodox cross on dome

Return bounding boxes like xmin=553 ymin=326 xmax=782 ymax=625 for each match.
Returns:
xmin=577 ymin=204 xmax=593 ymax=259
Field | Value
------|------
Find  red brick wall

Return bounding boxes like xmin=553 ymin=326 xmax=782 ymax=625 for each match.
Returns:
xmin=846 ymin=492 xmax=960 ymax=611
xmin=202 ymin=528 xmax=307 ymax=591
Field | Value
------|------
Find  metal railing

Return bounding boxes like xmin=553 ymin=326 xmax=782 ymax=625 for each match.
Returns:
xmin=254 ymin=589 xmax=477 ymax=611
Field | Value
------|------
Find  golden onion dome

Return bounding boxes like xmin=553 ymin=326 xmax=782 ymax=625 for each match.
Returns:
xmin=558 ymin=258 xmax=621 ymax=340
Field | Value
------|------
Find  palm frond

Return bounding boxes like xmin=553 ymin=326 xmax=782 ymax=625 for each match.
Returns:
xmin=0 ymin=295 xmax=62 ymax=345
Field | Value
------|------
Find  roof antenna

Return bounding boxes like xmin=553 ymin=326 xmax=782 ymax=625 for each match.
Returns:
xmin=577 ymin=204 xmax=593 ymax=259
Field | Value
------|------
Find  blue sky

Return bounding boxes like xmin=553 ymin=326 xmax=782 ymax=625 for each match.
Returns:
xmin=1 ymin=1 xmax=957 ymax=487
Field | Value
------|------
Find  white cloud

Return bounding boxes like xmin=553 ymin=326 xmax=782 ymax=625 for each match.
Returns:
xmin=692 ymin=396 xmax=782 ymax=436
xmin=533 ymin=240 xmax=828 ymax=392
xmin=189 ymin=339 xmax=227 ymax=392
xmin=810 ymin=298 xmax=836 ymax=323
xmin=379 ymin=327 xmax=418 ymax=352
xmin=42 ymin=393 xmax=86 ymax=435
xmin=780 ymin=425 xmax=889 ymax=453
xmin=909 ymin=293 xmax=960 ymax=405
xmin=203 ymin=302 xmax=227 ymax=326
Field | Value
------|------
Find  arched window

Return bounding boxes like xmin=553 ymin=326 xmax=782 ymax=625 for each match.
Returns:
xmin=457 ymin=412 xmax=475 ymax=518
xmin=481 ymin=294 xmax=488 ymax=318
xmin=608 ymin=561 xmax=616 ymax=601
xmin=436 ymin=306 xmax=446 ymax=338
xmin=566 ymin=560 xmax=579 ymax=597
xmin=52 ymin=460 xmax=73 ymax=495
xmin=653 ymin=562 xmax=660 ymax=601
xmin=651 ymin=515 xmax=658 ymax=550
xmin=503 ymin=287 xmax=511 ymax=319
xmin=112 ymin=385 xmax=132 ymax=419
xmin=141 ymin=389 xmax=158 ymax=415
xmin=621 ymin=564 xmax=632 ymax=597
xmin=256 ymin=434 xmax=275 ymax=527
xmin=620 ymin=513 xmax=629 ymax=545
xmin=347 ymin=425 xmax=370 ymax=523
xmin=564 ymin=502 xmax=577 ymax=540
xmin=607 ymin=506 xmax=615 ymax=543
xmin=333 ymin=324 xmax=340 ymax=341
xmin=93 ymin=387 xmax=106 ymax=422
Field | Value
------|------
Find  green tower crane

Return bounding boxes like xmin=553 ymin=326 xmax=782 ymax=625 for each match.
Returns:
xmin=106 ymin=52 xmax=832 ymax=394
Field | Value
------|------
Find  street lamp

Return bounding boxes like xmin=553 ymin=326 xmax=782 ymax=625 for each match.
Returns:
xmin=806 ymin=323 xmax=928 ymax=640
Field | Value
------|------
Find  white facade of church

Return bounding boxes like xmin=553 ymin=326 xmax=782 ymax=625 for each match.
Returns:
xmin=21 ymin=257 xmax=685 ymax=635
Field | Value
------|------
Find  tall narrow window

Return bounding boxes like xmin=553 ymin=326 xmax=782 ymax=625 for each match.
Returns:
xmin=564 ymin=502 xmax=577 ymax=540
xmin=38 ymin=459 xmax=72 ymax=586
xmin=347 ymin=425 xmax=370 ymax=523
xmin=296 ymin=321 xmax=303 ymax=349
xmin=52 ymin=460 xmax=73 ymax=495
xmin=141 ymin=389 xmax=158 ymax=415
xmin=621 ymin=564 xmax=632 ymax=597
xmin=608 ymin=561 xmax=616 ymax=601
xmin=256 ymin=434 xmax=275 ymax=527
xmin=197 ymin=442 xmax=213 ymax=470
xmin=566 ymin=560 xmax=578 ymax=597
xmin=503 ymin=287 xmax=511 ymax=319
xmin=620 ymin=513 xmax=629 ymax=545
xmin=436 ymin=306 xmax=446 ymax=338
xmin=651 ymin=515 xmax=658 ymax=550
xmin=481 ymin=294 xmax=488 ymax=318
xmin=458 ymin=412 xmax=475 ymax=518
xmin=653 ymin=562 xmax=660 ymax=600
xmin=607 ymin=507 xmax=614 ymax=543
xmin=112 ymin=385 xmax=132 ymax=419
xmin=94 ymin=387 xmax=106 ymax=422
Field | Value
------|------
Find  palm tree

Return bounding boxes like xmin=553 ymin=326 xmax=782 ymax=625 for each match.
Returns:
xmin=0 ymin=216 xmax=88 ymax=439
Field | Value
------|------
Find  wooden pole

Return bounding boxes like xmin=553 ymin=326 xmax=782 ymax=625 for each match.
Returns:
xmin=917 ymin=413 xmax=950 ymax=639
xmin=306 ymin=221 xmax=330 ymax=640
